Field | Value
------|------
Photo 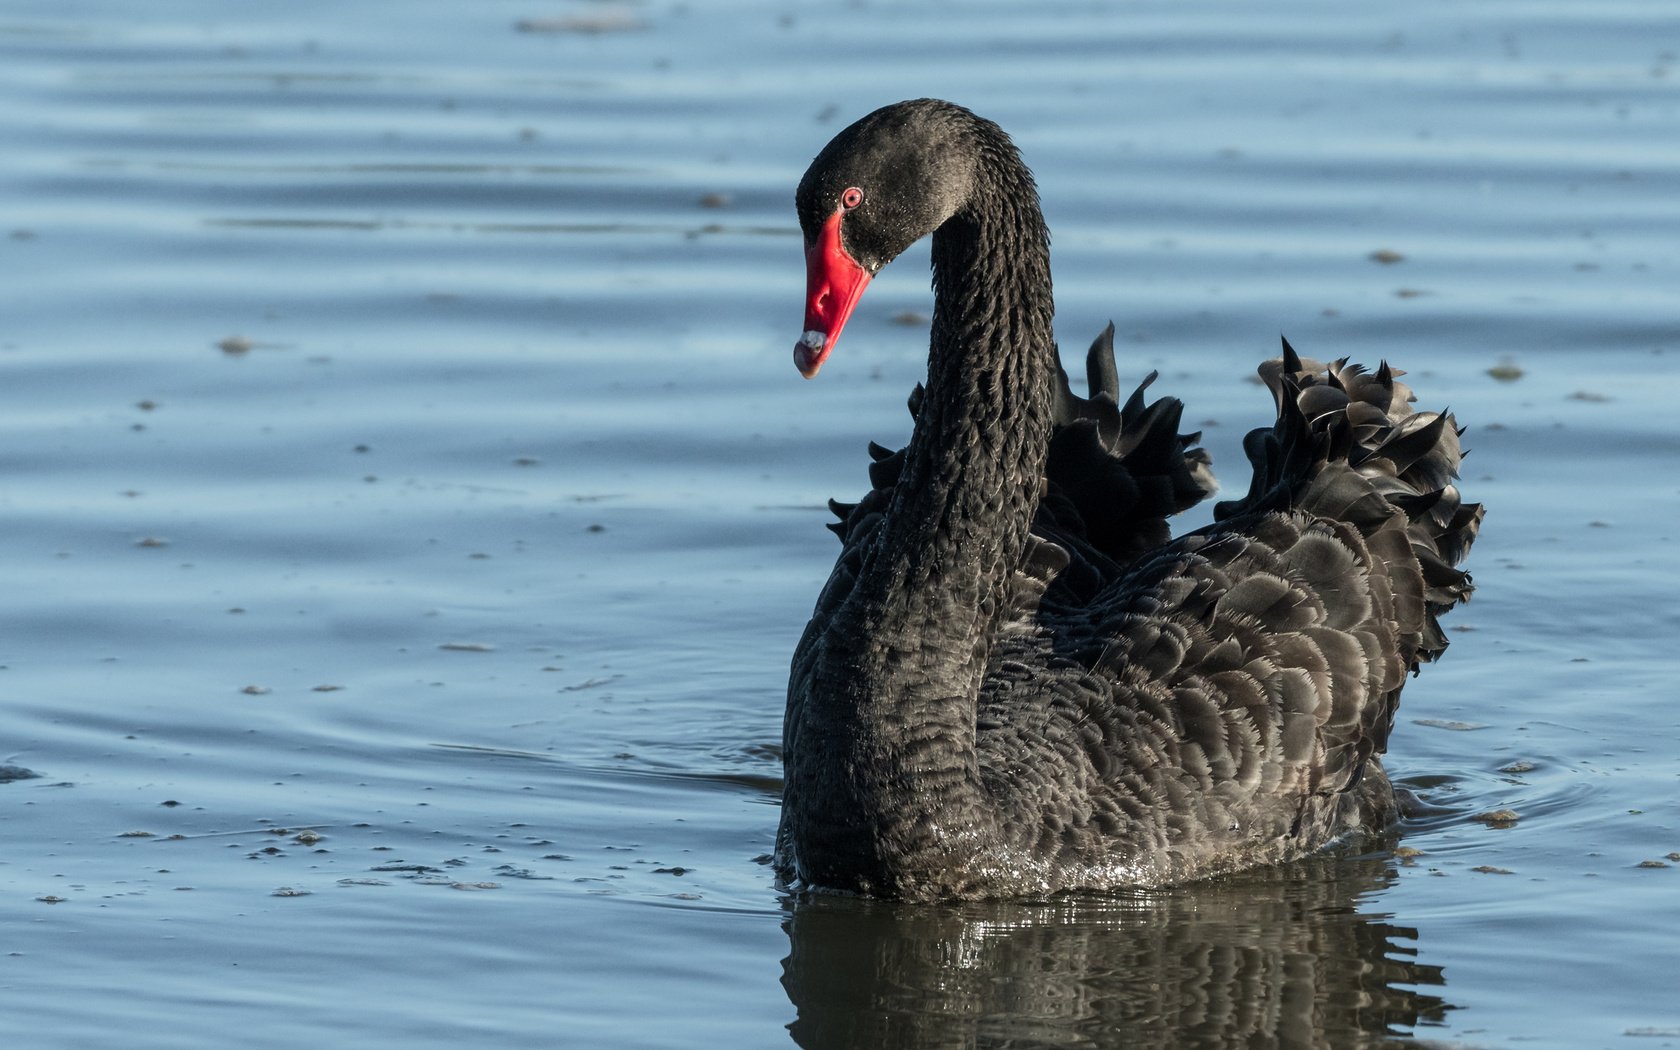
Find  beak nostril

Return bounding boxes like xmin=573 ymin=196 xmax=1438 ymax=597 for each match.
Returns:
xmin=799 ymin=205 xmax=871 ymax=375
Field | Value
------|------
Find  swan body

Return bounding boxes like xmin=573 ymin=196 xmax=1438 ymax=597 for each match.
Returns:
xmin=777 ymin=99 xmax=1482 ymax=900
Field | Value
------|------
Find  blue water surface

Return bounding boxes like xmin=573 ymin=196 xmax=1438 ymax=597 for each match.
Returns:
xmin=3 ymin=2 xmax=1679 ymax=1047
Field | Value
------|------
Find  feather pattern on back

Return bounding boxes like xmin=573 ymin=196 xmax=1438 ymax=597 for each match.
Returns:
xmin=777 ymin=99 xmax=1482 ymax=900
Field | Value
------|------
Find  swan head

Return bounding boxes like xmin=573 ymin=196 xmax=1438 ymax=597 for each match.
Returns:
xmin=793 ymin=99 xmax=981 ymax=378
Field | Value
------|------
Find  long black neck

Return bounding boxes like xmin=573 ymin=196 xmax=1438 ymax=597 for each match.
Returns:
xmin=782 ymin=123 xmax=1058 ymax=894
xmin=823 ymin=143 xmax=1057 ymax=749
xmin=881 ymin=162 xmax=1055 ymax=647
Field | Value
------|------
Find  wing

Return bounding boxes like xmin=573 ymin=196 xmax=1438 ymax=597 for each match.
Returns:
xmin=976 ymin=338 xmax=1482 ymax=885
xmin=978 ymin=512 xmax=1409 ymax=883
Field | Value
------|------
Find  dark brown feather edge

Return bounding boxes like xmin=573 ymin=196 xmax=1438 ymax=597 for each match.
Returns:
xmin=824 ymin=323 xmax=1217 ymax=611
xmin=1213 ymin=337 xmax=1484 ymax=669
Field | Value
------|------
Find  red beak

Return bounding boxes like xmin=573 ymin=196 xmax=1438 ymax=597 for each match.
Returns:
xmin=795 ymin=209 xmax=872 ymax=379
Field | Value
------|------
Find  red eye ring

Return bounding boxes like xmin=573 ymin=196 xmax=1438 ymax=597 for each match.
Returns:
xmin=840 ymin=187 xmax=863 ymax=210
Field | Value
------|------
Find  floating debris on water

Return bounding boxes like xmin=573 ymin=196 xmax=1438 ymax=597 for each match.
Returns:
xmin=563 ymin=675 xmax=622 ymax=692
xmin=1472 ymin=809 xmax=1521 ymax=829
xmin=1414 ymin=718 xmax=1491 ymax=731
xmin=1487 ymin=358 xmax=1524 ymax=381
xmin=491 ymin=865 xmax=555 ymax=881
xmin=515 ymin=15 xmax=649 ymax=34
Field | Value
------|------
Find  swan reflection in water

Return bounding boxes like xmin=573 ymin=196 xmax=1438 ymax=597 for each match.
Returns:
xmin=780 ymin=844 xmax=1451 ymax=1049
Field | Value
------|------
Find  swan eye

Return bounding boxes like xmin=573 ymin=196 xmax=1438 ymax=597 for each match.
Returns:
xmin=840 ymin=187 xmax=863 ymax=210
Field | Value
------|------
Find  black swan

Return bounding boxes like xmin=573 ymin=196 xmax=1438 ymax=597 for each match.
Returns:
xmin=778 ymin=99 xmax=1482 ymax=900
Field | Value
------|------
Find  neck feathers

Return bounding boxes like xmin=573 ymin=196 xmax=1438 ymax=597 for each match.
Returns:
xmin=831 ymin=133 xmax=1056 ymax=712
xmin=781 ymin=113 xmax=1059 ymax=894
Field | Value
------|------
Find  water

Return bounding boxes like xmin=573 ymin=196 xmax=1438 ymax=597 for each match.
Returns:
xmin=3 ymin=1 xmax=1678 ymax=1046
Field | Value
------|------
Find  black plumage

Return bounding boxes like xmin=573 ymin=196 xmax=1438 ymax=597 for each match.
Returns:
xmin=778 ymin=99 xmax=1482 ymax=900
